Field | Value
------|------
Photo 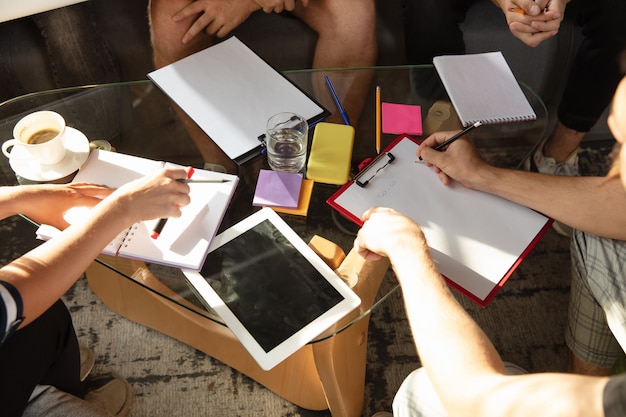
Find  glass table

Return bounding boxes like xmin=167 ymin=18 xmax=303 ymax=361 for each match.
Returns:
xmin=0 ymin=65 xmax=548 ymax=417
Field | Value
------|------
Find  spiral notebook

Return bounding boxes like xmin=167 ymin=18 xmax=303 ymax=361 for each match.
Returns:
xmin=433 ymin=51 xmax=536 ymax=127
xmin=36 ymin=150 xmax=239 ymax=271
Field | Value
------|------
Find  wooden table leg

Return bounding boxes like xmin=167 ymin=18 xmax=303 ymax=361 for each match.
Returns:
xmin=85 ymin=235 xmax=389 ymax=416
xmin=86 ymin=259 xmax=328 ymax=410
xmin=311 ymin=243 xmax=390 ymax=417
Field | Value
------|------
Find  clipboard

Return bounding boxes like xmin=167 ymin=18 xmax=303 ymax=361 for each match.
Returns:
xmin=148 ymin=37 xmax=330 ymax=165
xmin=327 ymin=134 xmax=552 ymax=306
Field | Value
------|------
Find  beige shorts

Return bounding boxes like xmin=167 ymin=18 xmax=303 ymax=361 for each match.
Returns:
xmin=565 ymin=230 xmax=626 ymax=368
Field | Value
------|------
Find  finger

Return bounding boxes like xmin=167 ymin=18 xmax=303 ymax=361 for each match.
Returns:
xmin=216 ymin=16 xmax=246 ymax=38
xmin=515 ymin=0 xmax=543 ymax=15
xmin=172 ymin=2 xmax=204 ymax=22
xmin=183 ymin=17 xmax=213 ymax=43
xmin=530 ymin=19 xmax=561 ymax=33
xmin=509 ymin=21 xmax=538 ymax=34
xmin=284 ymin=0 xmax=296 ymax=11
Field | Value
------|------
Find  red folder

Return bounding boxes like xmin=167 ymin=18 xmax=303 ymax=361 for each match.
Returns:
xmin=327 ymin=134 xmax=552 ymax=307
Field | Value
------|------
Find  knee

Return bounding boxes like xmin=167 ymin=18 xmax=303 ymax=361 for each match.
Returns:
xmin=301 ymin=0 xmax=376 ymax=41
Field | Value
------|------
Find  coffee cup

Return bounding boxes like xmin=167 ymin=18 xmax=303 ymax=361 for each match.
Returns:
xmin=2 ymin=111 xmax=67 ymax=165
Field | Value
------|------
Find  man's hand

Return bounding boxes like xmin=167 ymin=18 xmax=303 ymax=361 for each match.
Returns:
xmin=172 ymin=0 xmax=259 ymax=43
xmin=354 ymin=207 xmax=429 ymax=262
xmin=417 ymin=131 xmax=489 ymax=189
xmin=255 ymin=0 xmax=309 ymax=13
xmin=498 ymin=0 xmax=566 ymax=47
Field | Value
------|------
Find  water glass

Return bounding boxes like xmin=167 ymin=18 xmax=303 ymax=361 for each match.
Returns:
xmin=265 ymin=112 xmax=308 ymax=173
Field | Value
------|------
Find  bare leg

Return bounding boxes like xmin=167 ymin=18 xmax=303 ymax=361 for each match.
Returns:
xmin=542 ymin=121 xmax=585 ymax=163
xmin=568 ymin=349 xmax=611 ymax=377
xmin=149 ymin=0 xmax=239 ymax=173
xmin=294 ymin=0 xmax=377 ymax=125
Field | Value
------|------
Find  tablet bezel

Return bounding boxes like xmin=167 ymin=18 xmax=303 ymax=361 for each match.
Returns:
xmin=183 ymin=207 xmax=361 ymax=370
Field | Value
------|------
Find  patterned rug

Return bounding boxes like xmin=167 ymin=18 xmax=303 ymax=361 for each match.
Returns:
xmin=0 ymin=142 xmax=614 ymax=416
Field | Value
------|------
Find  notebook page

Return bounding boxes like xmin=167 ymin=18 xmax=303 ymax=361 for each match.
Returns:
xmin=70 ymin=150 xmax=238 ymax=270
xmin=117 ymin=174 xmax=238 ymax=270
xmin=433 ymin=52 xmax=536 ymax=126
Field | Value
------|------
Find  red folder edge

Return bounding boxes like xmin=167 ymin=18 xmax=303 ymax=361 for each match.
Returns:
xmin=326 ymin=134 xmax=554 ymax=307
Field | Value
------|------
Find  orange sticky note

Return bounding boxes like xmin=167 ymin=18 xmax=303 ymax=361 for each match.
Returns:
xmin=382 ymin=102 xmax=422 ymax=135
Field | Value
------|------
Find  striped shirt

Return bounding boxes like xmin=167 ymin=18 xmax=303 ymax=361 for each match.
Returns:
xmin=0 ymin=281 xmax=24 ymax=344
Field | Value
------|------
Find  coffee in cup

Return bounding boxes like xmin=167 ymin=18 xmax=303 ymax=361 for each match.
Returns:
xmin=2 ymin=110 xmax=67 ymax=165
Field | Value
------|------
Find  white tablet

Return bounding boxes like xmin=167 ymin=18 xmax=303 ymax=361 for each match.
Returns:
xmin=182 ymin=207 xmax=361 ymax=370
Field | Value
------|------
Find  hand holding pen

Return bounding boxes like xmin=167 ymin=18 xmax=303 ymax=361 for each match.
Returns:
xmin=417 ymin=121 xmax=482 ymax=161
xmin=151 ymin=167 xmax=233 ymax=239
xmin=416 ymin=128 xmax=488 ymax=187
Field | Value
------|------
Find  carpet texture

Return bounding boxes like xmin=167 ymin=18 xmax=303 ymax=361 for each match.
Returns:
xmin=0 ymin=143 xmax=613 ymax=417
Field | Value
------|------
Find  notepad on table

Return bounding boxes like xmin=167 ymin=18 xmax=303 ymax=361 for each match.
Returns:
xmin=271 ymin=179 xmax=314 ymax=217
xmin=433 ymin=51 xmax=536 ymax=127
xmin=35 ymin=150 xmax=239 ymax=271
xmin=148 ymin=37 xmax=330 ymax=164
xmin=253 ymin=170 xmax=303 ymax=208
xmin=327 ymin=135 xmax=551 ymax=307
xmin=382 ymin=102 xmax=422 ymax=135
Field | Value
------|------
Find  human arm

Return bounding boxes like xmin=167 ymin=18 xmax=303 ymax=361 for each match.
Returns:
xmin=354 ymin=207 xmax=608 ymax=417
xmin=0 ymin=183 xmax=112 ymax=230
xmin=171 ymin=0 xmax=260 ymax=43
xmin=0 ymin=168 xmax=190 ymax=328
xmin=417 ymin=132 xmax=626 ymax=240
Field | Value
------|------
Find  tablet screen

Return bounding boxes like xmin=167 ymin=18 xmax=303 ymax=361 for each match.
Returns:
xmin=197 ymin=218 xmax=344 ymax=352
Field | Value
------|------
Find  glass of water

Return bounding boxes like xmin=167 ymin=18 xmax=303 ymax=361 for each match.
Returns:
xmin=265 ymin=112 xmax=308 ymax=173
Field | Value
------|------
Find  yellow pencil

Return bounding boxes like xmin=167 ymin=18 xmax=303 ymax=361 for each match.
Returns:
xmin=376 ymin=85 xmax=381 ymax=154
xmin=507 ymin=7 xmax=525 ymax=14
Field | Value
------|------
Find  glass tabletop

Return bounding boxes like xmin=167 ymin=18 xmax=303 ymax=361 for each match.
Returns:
xmin=0 ymin=65 xmax=548 ymax=342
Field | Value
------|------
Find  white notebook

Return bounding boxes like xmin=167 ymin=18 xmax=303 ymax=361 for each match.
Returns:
xmin=148 ymin=36 xmax=329 ymax=164
xmin=36 ymin=150 xmax=239 ymax=271
xmin=433 ymin=51 xmax=536 ymax=127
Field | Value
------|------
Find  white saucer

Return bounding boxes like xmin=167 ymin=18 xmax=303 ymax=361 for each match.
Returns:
xmin=9 ymin=127 xmax=90 ymax=182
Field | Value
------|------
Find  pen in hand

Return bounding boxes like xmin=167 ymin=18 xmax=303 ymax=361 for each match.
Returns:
xmin=151 ymin=166 xmax=195 ymax=239
xmin=324 ymin=75 xmax=351 ymax=126
xmin=417 ymin=121 xmax=483 ymax=161
xmin=177 ymin=178 xmax=231 ymax=183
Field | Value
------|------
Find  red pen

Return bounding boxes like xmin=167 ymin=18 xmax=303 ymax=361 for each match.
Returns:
xmin=151 ymin=166 xmax=194 ymax=239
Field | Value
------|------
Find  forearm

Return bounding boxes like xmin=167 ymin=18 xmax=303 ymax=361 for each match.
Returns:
xmin=1 ymin=198 xmax=131 ymax=326
xmin=392 ymin=250 xmax=507 ymax=416
xmin=470 ymin=165 xmax=626 ymax=240
xmin=393 ymin=251 xmax=607 ymax=417
xmin=0 ymin=186 xmax=29 ymax=220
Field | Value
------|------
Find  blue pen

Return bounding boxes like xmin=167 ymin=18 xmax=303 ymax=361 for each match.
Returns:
xmin=324 ymin=76 xmax=351 ymax=126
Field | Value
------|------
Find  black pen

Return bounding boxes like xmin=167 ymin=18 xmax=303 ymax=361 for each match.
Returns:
xmin=152 ymin=166 xmax=198 ymax=240
xmin=177 ymin=178 xmax=231 ymax=183
xmin=417 ymin=121 xmax=483 ymax=161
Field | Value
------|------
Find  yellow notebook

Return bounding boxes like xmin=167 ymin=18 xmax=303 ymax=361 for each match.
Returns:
xmin=306 ymin=122 xmax=354 ymax=185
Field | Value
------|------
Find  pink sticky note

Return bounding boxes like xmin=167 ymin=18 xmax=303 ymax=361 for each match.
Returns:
xmin=253 ymin=169 xmax=303 ymax=208
xmin=382 ymin=102 xmax=422 ymax=135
